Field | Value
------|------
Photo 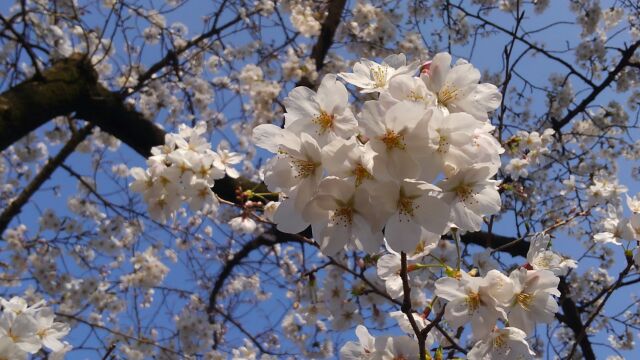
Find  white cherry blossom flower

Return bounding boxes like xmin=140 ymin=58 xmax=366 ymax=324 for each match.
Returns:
xmin=438 ymin=164 xmax=501 ymax=232
xmin=339 ymin=325 xmax=375 ymax=360
xmin=422 ymin=52 xmax=502 ymax=120
xmin=339 ymin=54 xmax=418 ymax=93
xmin=594 ymin=204 xmax=635 ymax=245
xmin=504 ymin=158 xmax=529 ymax=180
xmin=0 ymin=338 xmax=27 ymax=360
xmin=0 ymin=312 xmax=40 ymax=354
xmin=424 ymin=109 xmax=488 ymax=178
xmin=467 ymin=327 xmax=535 ymax=360
xmin=527 ymin=233 xmax=577 ymax=276
xmin=389 ymin=311 xmax=437 ymax=347
xmin=506 ymin=268 xmax=560 ymax=333
xmin=472 ymin=250 xmax=500 ymax=275
xmin=253 ymin=125 xmax=323 ymax=218
xmin=330 ymin=301 xmax=362 ymax=331
xmin=284 ymin=74 xmax=357 ymax=146
xmin=372 ymin=335 xmax=420 ymax=360
xmin=435 ymin=270 xmax=507 ymax=339
xmin=384 ymin=74 xmax=437 ymax=107
xmin=303 ymin=177 xmax=383 ymax=255
xmin=626 ymin=193 xmax=640 ymax=213
xmin=33 ymin=308 xmax=70 ymax=352
xmin=377 ymin=179 xmax=449 ymax=253
xmin=215 ymin=143 xmax=244 ymax=178
xmin=229 ymin=215 xmax=257 ymax=234
xmin=360 ymin=101 xmax=432 ymax=181
xmin=321 ymin=137 xmax=376 ymax=187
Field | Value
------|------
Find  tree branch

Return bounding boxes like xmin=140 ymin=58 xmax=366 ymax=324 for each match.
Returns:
xmin=400 ymin=252 xmax=427 ymax=359
xmin=552 ymin=41 xmax=640 ymax=131
xmin=0 ymin=124 xmax=94 ymax=236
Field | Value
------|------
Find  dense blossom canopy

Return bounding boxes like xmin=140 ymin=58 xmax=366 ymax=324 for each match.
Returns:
xmin=0 ymin=0 xmax=639 ymax=359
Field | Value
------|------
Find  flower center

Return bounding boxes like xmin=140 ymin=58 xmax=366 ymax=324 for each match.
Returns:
xmin=397 ymin=191 xmax=417 ymax=218
xmin=371 ymin=65 xmax=388 ymax=88
xmin=438 ymin=85 xmax=459 ymax=106
xmin=454 ymin=184 xmax=474 ymax=202
xmin=156 ymin=197 xmax=167 ymax=209
xmin=352 ymin=164 xmax=373 ymax=186
xmin=407 ymin=90 xmax=424 ymax=101
xmin=466 ymin=291 xmax=481 ymax=311
xmin=291 ymin=158 xmax=319 ymax=178
xmin=516 ymin=292 xmax=533 ymax=310
xmin=380 ymin=129 xmax=406 ymax=151
xmin=332 ymin=206 xmax=354 ymax=226
xmin=159 ymin=175 xmax=172 ymax=186
xmin=8 ymin=329 xmax=19 ymax=342
xmin=493 ymin=334 xmax=507 ymax=349
xmin=313 ymin=110 xmax=335 ymax=134
xmin=198 ymin=166 xmax=210 ymax=178
xmin=437 ymin=134 xmax=449 ymax=153
xmin=197 ymin=187 xmax=210 ymax=199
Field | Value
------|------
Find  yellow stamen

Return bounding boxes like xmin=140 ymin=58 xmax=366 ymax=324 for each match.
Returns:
xmin=466 ymin=291 xmax=481 ymax=311
xmin=371 ymin=66 xmax=388 ymax=88
xmin=397 ymin=191 xmax=418 ymax=218
xmin=380 ymin=129 xmax=406 ymax=151
xmin=437 ymin=135 xmax=449 ymax=153
xmin=352 ymin=164 xmax=373 ymax=186
xmin=493 ymin=333 xmax=507 ymax=348
xmin=516 ymin=292 xmax=533 ymax=310
xmin=313 ymin=110 xmax=335 ymax=134
xmin=438 ymin=85 xmax=459 ymax=106
xmin=454 ymin=184 xmax=474 ymax=202
xmin=332 ymin=206 xmax=354 ymax=227
xmin=291 ymin=158 xmax=318 ymax=178
xmin=407 ymin=90 xmax=424 ymax=101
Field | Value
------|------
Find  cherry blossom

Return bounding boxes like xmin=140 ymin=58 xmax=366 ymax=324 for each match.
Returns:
xmin=422 ymin=52 xmax=502 ymax=120
xmin=467 ymin=327 xmax=535 ymax=360
xmin=339 ymin=54 xmax=418 ymax=93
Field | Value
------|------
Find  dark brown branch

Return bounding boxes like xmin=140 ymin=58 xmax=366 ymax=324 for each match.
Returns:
xmin=311 ymin=0 xmax=347 ymax=70
xmin=131 ymin=11 xmax=259 ymax=94
xmin=460 ymin=231 xmax=526 ymax=258
xmin=400 ymin=252 xmax=427 ymax=359
xmin=552 ymin=41 xmax=640 ymax=132
xmin=0 ymin=54 xmax=166 ymax=157
xmin=206 ymin=230 xmax=313 ymax=317
xmin=564 ymin=257 xmax=634 ymax=360
xmin=557 ymin=277 xmax=596 ymax=360
xmin=0 ymin=55 xmax=96 ymax=152
xmin=296 ymin=0 xmax=347 ymax=88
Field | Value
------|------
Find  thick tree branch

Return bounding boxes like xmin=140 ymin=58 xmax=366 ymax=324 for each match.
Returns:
xmin=564 ymin=256 xmax=634 ymax=360
xmin=0 ymin=55 xmax=166 ymax=157
xmin=296 ymin=0 xmax=347 ymax=88
xmin=460 ymin=231 xmax=527 ymax=258
xmin=0 ymin=55 xmax=95 ymax=152
xmin=558 ymin=277 xmax=596 ymax=360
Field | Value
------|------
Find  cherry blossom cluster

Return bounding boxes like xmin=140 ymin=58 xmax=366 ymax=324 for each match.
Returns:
xmin=0 ymin=296 xmax=71 ymax=359
xmin=342 ymin=232 xmax=574 ymax=359
xmin=129 ymin=122 xmax=243 ymax=222
xmin=503 ymin=129 xmax=555 ymax=180
xmin=250 ymin=52 xmax=572 ymax=359
xmin=253 ymin=52 xmax=503 ymax=255
xmin=594 ymin=193 xmax=640 ymax=267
